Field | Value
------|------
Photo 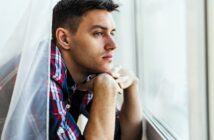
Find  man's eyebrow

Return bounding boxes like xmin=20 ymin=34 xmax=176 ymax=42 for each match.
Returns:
xmin=90 ymin=25 xmax=116 ymax=31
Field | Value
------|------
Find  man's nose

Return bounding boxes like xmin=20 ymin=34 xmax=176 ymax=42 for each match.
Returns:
xmin=104 ymin=36 xmax=117 ymax=51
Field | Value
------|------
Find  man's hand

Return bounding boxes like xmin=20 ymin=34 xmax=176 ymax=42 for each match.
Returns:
xmin=77 ymin=66 xmax=137 ymax=95
xmin=81 ymin=73 xmax=122 ymax=140
xmin=77 ymin=67 xmax=142 ymax=140
xmin=77 ymin=73 xmax=123 ymax=94
xmin=110 ymin=66 xmax=138 ymax=91
xmin=107 ymin=66 xmax=142 ymax=140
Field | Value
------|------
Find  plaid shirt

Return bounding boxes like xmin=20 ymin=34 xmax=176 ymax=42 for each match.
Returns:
xmin=49 ymin=41 xmax=93 ymax=140
xmin=49 ymin=41 xmax=121 ymax=140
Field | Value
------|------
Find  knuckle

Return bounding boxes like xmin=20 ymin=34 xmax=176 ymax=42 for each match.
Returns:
xmin=96 ymin=73 xmax=113 ymax=82
xmin=95 ymin=73 xmax=118 ymax=88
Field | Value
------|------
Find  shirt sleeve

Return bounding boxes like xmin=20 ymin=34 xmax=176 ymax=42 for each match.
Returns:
xmin=49 ymin=78 xmax=83 ymax=140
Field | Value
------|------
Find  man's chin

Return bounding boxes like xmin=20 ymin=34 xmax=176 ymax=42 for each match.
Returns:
xmin=95 ymin=66 xmax=112 ymax=74
xmin=102 ymin=64 xmax=113 ymax=73
xmin=88 ymin=64 xmax=113 ymax=75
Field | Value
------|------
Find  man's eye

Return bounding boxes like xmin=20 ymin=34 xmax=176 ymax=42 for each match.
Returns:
xmin=93 ymin=32 xmax=104 ymax=37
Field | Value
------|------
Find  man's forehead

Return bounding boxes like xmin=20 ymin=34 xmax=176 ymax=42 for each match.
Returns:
xmin=81 ymin=9 xmax=116 ymax=29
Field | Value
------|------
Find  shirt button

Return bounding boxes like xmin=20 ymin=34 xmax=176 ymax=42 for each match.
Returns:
xmin=66 ymin=104 xmax=70 ymax=109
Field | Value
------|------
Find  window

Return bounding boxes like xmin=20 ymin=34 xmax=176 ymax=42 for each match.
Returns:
xmin=207 ymin=0 xmax=214 ymax=139
xmin=135 ymin=0 xmax=209 ymax=139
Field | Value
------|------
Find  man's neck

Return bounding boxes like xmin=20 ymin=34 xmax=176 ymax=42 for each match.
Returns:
xmin=60 ymin=50 xmax=87 ymax=84
xmin=68 ymin=67 xmax=87 ymax=84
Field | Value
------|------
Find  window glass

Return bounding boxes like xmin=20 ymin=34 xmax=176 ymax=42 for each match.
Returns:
xmin=136 ymin=0 xmax=189 ymax=139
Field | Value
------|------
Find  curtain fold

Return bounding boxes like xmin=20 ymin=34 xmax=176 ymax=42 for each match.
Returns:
xmin=0 ymin=0 xmax=59 ymax=139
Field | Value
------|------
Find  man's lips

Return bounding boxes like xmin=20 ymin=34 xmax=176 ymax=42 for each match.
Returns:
xmin=102 ymin=54 xmax=113 ymax=61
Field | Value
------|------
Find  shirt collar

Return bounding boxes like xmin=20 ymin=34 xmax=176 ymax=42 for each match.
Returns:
xmin=51 ymin=40 xmax=94 ymax=94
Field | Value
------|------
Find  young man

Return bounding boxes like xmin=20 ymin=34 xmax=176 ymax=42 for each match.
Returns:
xmin=50 ymin=0 xmax=142 ymax=139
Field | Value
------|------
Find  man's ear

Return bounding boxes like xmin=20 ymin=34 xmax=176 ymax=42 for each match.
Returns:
xmin=56 ymin=28 xmax=72 ymax=50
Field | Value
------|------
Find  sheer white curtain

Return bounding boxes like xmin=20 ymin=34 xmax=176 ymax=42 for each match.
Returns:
xmin=0 ymin=0 xmax=58 ymax=139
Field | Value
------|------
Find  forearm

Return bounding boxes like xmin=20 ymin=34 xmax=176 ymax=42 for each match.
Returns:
xmin=83 ymin=74 xmax=119 ymax=140
xmin=119 ymin=80 xmax=142 ymax=140
xmin=84 ymin=93 xmax=117 ymax=140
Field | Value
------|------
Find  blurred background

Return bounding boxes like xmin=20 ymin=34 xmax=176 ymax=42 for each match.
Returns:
xmin=0 ymin=0 xmax=213 ymax=140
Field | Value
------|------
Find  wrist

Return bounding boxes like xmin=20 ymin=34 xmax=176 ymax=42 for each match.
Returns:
xmin=124 ymin=78 xmax=139 ymax=94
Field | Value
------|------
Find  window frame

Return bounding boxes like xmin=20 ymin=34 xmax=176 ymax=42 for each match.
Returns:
xmin=186 ymin=0 xmax=208 ymax=139
xmin=207 ymin=0 xmax=214 ymax=139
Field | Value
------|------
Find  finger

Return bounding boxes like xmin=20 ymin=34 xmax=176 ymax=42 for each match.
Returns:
xmin=111 ymin=65 xmax=122 ymax=73
xmin=116 ymin=83 xmax=123 ymax=94
xmin=109 ymin=65 xmax=122 ymax=78
xmin=118 ymin=87 xmax=123 ymax=94
xmin=116 ymin=76 xmax=132 ymax=89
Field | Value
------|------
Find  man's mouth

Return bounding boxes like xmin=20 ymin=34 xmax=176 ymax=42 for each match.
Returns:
xmin=102 ymin=54 xmax=113 ymax=62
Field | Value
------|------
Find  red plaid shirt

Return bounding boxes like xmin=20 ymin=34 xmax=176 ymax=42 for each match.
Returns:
xmin=49 ymin=41 xmax=93 ymax=140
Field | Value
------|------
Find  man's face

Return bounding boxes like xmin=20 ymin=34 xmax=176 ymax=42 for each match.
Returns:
xmin=68 ymin=9 xmax=117 ymax=74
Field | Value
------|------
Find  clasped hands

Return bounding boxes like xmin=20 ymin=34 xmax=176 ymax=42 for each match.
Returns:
xmin=77 ymin=66 xmax=138 ymax=94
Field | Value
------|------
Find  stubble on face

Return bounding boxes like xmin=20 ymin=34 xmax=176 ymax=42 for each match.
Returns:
xmin=68 ymin=9 xmax=117 ymax=75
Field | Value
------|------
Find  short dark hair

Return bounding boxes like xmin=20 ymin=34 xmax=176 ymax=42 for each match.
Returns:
xmin=52 ymin=0 xmax=119 ymax=40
